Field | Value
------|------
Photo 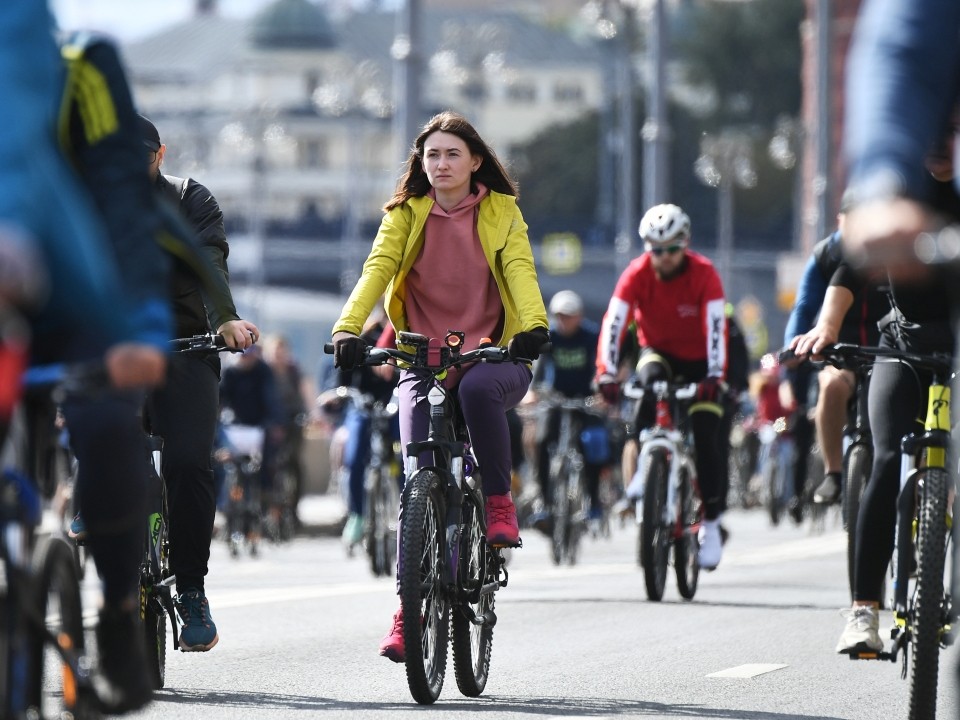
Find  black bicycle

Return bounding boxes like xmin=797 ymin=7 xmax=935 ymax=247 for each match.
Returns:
xmin=0 ymin=358 xmax=108 ymax=720
xmin=138 ymin=333 xmax=235 ymax=688
xmin=535 ymin=392 xmax=607 ymax=566
xmin=325 ymin=331 xmax=529 ymax=704
xmin=362 ymin=389 xmax=402 ymax=578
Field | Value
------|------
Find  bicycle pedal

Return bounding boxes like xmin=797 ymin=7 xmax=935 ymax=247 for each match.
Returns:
xmin=846 ymin=649 xmax=896 ymax=662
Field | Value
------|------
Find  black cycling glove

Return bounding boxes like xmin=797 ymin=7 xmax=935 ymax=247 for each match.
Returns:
xmin=333 ymin=334 xmax=366 ymax=370
xmin=507 ymin=327 xmax=550 ymax=361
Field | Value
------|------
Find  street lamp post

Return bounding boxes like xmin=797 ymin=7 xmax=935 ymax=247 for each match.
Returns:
xmin=583 ymin=0 xmax=641 ymax=273
xmin=694 ymin=129 xmax=756 ymax=293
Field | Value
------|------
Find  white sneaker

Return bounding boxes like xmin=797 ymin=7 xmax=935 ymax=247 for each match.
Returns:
xmin=624 ymin=470 xmax=644 ymax=501
xmin=835 ymin=605 xmax=883 ymax=654
xmin=697 ymin=519 xmax=722 ymax=570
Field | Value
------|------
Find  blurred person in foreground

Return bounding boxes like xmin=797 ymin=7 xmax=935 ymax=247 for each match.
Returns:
xmin=595 ymin=203 xmax=728 ymax=570
xmin=329 ymin=111 xmax=548 ymax=662
xmin=835 ymin=0 xmax=960 ymax=661
xmin=2 ymin=5 xmax=175 ymax=712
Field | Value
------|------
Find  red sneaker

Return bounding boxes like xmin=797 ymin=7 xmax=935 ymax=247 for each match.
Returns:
xmin=485 ymin=493 xmax=520 ymax=547
xmin=378 ymin=608 xmax=404 ymax=662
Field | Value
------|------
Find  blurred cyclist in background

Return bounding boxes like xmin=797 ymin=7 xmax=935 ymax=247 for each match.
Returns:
xmin=596 ymin=203 xmax=728 ymax=570
xmin=526 ymin=289 xmax=609 ymax=534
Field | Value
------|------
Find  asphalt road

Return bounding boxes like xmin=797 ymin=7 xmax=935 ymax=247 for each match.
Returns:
xmin=82 ymin=504 xmax=959 ymax=720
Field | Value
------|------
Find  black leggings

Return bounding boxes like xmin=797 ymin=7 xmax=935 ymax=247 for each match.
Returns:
xmin=854 ymin=355 xmax=928 ymax=602
xmin=146 ymin=352 xmax=220 ymax=593
xmin=62 ymin=390 xmax=147 ymax=606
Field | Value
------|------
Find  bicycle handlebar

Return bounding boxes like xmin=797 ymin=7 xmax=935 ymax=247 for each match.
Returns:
xmin=170 ymin=333 xmax=237 ymax=354
xmin=622 ymin=379 xmax=699 ymax=401
xmin=323 ymin=332 xmax=541 ymax=369
xmin=779 ymin=343 xmax=953 ymax=376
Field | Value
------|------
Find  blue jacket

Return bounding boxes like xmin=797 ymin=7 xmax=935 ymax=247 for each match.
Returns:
xmin=845 ymin=0 xmax=960 ymax=202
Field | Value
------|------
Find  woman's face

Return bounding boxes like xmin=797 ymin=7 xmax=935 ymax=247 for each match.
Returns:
xmin=422 ymin=130 xmax=481 ymax=198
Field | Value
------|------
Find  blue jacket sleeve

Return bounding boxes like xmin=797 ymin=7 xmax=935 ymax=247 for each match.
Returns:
xmin=845 ymin=0 xmax=960 ymax=201
xmin=783 ymin=255 xmax=827 ymax=345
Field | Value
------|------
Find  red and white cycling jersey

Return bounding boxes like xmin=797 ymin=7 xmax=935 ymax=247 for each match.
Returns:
xmin=596 ymin=250 xmax=727 ymax=379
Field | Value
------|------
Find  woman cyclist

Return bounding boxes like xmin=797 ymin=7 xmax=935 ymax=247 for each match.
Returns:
xmin=328 ymin=111 xmax=548 ymax=663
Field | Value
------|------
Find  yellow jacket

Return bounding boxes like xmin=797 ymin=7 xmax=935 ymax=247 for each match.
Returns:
xmin=333 ymin=191 xmax=548 ymax=346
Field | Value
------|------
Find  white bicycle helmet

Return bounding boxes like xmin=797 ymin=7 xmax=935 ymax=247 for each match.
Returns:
xmin=638 ymin=203 xmax=691 ymax=247
xmin=549 ymin=289 xmax=583 ymax=316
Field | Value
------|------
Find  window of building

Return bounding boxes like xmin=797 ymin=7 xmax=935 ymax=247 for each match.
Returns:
xmin=506 ymin=82 xmax=536 ymax=103
xmin=553 ymin=82 xmax=583 ymax=103
xmin=301 ymin=139 xmax=326 ymax=168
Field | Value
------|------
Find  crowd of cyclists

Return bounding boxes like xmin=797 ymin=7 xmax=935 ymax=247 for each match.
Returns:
xmin=3 ymin=0 xmax=960 ymax=714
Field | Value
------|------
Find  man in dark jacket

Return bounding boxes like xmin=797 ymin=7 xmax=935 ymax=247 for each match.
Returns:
xmin=141 ymin=115 xmax=259 ymax=653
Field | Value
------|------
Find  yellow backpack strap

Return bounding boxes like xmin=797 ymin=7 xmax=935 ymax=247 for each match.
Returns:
xmin=58 ymin=32 xmax=119 ymax=155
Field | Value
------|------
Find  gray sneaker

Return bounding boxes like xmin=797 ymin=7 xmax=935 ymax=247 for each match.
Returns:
xmin=835 ymin=605 xmax=883 ymax=654
xmin=813 ymin=473 xmax=841 ymax=504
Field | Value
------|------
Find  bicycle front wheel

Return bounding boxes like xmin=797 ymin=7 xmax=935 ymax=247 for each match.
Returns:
xmin=26 ymin=535 xmax=89 ymax=719
xmin=451 ymin=494 xmax=494 ymax=697
xmin=909 ymin=468 xmax=949 ymax=720
xmin=764 ymin=448 xmax=783 ymax=526
xmin=640 ymin=448 xmax=670 ymax=601
xmin=674 ymin=466 xmax=701 ymax=600
xmin=398 ymin=469 xmax=449 ymax=704
xmin=365 ymin=465 xmax=397 ymax=577
xmin=550 ymin=459 xmax=570 ymax=565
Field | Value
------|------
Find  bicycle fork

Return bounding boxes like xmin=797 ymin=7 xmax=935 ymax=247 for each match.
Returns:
xmin=635 ymin=430 xmax=687 ymax=529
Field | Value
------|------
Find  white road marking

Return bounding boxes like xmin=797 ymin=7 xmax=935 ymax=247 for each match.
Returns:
xmin=707 ymin=663 xmax=789 ymax=678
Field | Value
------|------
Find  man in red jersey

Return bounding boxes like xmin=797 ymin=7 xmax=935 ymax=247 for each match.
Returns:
xmin=596 ymin=203 xmax=729 ymax=569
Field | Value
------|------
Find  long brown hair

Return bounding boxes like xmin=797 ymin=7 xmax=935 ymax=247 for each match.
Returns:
xmin=383 ymin=111 xmax=518 ymax=211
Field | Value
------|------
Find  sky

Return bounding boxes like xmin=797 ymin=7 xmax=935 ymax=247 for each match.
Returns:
xmin=50 ymin=0 xmax=280 ymax=41
xmin=50 ymin=0 xmax=400 ymax=42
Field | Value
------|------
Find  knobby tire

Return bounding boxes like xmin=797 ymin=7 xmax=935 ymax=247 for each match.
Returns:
xmin=451 ymin=493 xmax=493 ymax=697
xmin=565 ymin=460 xmax=585 ymax=566
xmin=640 ymin=449 xmax=670 ymax=601
xmin=550 ymin=458 xmax=570 ymax=566
xmin=141 ymin=599 xmax=166 ymax=690
xmin=398 ymin=470 xmax=448 ymax=704
xmin=908 ymin=468 xmax=949 ymax=720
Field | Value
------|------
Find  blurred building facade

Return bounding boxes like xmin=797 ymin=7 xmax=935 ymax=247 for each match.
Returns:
xmin=124 ymin=0 xmax=603 ymax=243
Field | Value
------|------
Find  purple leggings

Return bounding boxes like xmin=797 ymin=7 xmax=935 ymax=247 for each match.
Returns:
xmin=397 ymin=361 xmax=532 ymax=496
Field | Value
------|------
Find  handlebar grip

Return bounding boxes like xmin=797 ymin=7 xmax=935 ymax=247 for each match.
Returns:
xmin=776 ymin=347 xmax=797 ymax=364
xmin=323 ymin=343 xmax=334 ymax=355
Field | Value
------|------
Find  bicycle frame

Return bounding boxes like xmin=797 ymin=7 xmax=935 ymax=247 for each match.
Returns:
xmin=403 ymin=369 xmax=482 ymax=590
xmin=892 ymin=367 xmax=952 ymax=620
xmin=628 ymin=380 xmax=699 ymax=530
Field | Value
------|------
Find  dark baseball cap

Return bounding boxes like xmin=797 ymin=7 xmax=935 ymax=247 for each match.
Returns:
xmin=139 ymin=114 xmax=161 ymax=151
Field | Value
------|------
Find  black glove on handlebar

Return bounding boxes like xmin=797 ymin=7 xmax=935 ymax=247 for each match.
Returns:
xmin=333 ymin=334 xmax=366 ymax=370
xmin=507 ymin=327 xmax=550 ymax=361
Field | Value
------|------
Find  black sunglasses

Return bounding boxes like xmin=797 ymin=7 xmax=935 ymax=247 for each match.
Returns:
xmin=649 ymin=244 xmax=684 ymax=257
